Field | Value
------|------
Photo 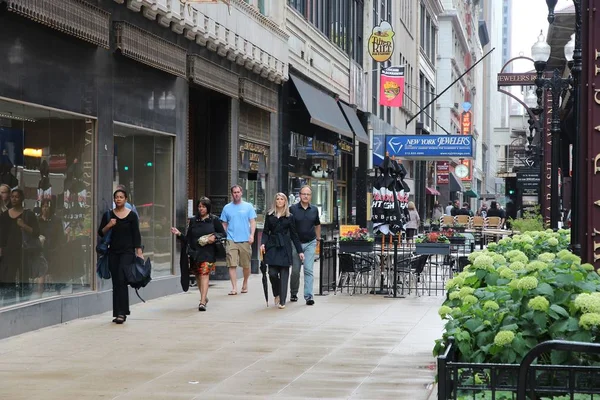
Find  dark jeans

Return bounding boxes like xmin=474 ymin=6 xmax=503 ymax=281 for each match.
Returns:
xmin=268 ymin=265 xmax=290 ymax=305
xmin=108 ymin=252 xmax=134 ymax=318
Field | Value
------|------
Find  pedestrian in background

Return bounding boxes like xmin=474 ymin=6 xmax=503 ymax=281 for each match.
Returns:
xmin=261 ymin=193 xmax=304 ymax=309
xmin=171 ymin=197 xmax=224 ymax=311
xmin=289 ymin=185 xmax=321 ymax=306
xmin=405 ymin=201 xmax=420 ymax=243
xmin=0 ymin=184 xmax=10 ymax=213
xmin=220 ymin=185 xmax=256 ymax=296
xmin=98 ymin=189 xmax=143 ymax=324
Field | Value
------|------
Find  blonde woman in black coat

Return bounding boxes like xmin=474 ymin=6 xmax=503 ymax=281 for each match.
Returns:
xmin=260 ymin=193 xmax=304 ymax=309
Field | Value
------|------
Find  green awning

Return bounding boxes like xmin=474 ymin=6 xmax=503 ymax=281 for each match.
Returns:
xmin=464 ymin=189 xmax=478 ymax=198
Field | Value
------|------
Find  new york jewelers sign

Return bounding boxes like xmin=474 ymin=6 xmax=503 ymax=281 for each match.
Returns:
xmin=385 ymin=135 xmax=474 ymax=158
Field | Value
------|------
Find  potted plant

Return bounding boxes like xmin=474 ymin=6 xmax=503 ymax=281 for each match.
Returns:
xmin=444 ymin=228 xmax=466 ymax=245
xmin=452 ymin=222 xmax=467 ymax=233
xmin=339 ymin=228 xmax=374 ymax=253
xmin=415 ymin=232 xmax=451 ymax=255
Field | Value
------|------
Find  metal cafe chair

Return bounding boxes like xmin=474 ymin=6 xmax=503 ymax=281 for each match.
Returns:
xmin=337 ymin=253 xmax=375 ymax=295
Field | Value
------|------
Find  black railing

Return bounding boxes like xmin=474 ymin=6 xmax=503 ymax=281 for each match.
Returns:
xmin=438 ymin=337 xmax=600 ymax=399
xmin=318 ymin=239 xmax=337 ymax=295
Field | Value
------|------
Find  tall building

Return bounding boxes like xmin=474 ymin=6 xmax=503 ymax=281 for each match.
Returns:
xmin=437 ymin=0 xmax=486 ymax=207
xmin=0 ymin=0 xmax=288 ymax=338
xmin=500 ymin=0 xmax=512 ymax=128
xmin=281 ymin=0 xmax=369 ymax=232
xmin=481 ymin=0 xmax=507 ymax=196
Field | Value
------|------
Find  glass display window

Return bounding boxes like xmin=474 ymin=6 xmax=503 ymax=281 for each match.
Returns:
xmin=311 ymin=179 xmax=333 ymax=224
xmin=113 ymin=123 xmax=174 ymax=278
xmin=238 ymin=172 xmax=267 ymax=229
xmin=0 ymin=99 xmax=95 ymax=307
xmin=337 ymin=184 xmax=347 ymax=225
xmin=288 ymin=175 xmax=309 ymax=207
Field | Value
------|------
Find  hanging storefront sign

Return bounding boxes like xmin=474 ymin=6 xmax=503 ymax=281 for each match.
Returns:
xmin=379 ymin=66 xmax=405 ymax=108
xmin=461 ymin=111 xmax=472 ymax=135
xmin=368 ymin=21 xmax=395 ymax=62
xmin=436 ymin=161 xmax=449 ymax=185
xmin=385 ymin=135 xmax=474 ymax=159
xmin=239 ymin=140 xmax=269 ymax=172
xmin=337 ymin=139 xmax=353 ymax=154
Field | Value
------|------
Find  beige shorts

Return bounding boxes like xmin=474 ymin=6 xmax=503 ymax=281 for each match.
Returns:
xmin=227 ymin=241 xmax=252 ymax=268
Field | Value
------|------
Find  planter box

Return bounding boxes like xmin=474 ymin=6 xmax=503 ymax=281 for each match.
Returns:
xmin=438 ymin=339 xmax=600 ymax=400
xmin=415 ymin=242 xmax=450 ymax=255
xmin=339 ymin=240 xmax=374 ymax=253
xmin=448 ymin=236 xmax=466 ymax=245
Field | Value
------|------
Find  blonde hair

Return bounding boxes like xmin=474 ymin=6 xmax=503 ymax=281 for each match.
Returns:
xmin=407 ymin=201 xmax=416 ymax=211
xmin=268 ymin=192 xmax=291 ymax=218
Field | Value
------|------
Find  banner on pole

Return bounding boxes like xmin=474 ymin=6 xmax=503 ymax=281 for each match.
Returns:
xmin=379 ymin=66 xmax=405 ymax=108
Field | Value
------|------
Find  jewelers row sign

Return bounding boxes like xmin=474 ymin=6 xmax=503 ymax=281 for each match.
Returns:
xmin=584 ymin=1 xmax=600 ymax=266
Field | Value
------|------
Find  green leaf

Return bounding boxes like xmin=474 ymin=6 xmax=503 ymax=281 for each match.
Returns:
xmin=501 ymin=323 xmax=518 ymax=331
xmin=555 ymin=273 xmax=575 ymax=285
xmin=570 ymin=330 xmax=593 ymax=342
xmin=533 ymin=312 xmax=548 ymax=328
xmin=476 ymin=269 xmax=487 ymax=280
xmin=458 ymin=341 xmax=472 ymax=358
xmin=566 ymin=317 xmax=580 ymax=332
xmin=486 ymin=273 xmax=499 ymax=286
xmin=464 ymin=318 xmax=481 ymax=333
xmin=534 ymin=282 xmax=554 ymax=298
xmin=549 ymin=304 xmax=569 ymax=318
xmin=476 ymin=331 xmax=494 ymax=347
xmin=551 ymin=350 xmax=569 ymax=365
xmin=553 ymin=290 xmax=571 ymax=305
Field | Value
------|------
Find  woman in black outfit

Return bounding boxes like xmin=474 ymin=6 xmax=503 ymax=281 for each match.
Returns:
xmin=38 ymin=198 xmax=67 ymax=291
xmin=171 ymin=197 xmax=224 ymax=311
xmin=260 ymin=193 xmax=304 ymax=309
xmin=98 ymin=189 xmax=143 ymax=324
xmin=0 ymin=189 xmax=40 ymax=296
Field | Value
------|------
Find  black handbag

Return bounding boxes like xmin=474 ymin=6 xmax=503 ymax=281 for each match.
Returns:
xmin=212 ymin=215 xmax=226 ymax=260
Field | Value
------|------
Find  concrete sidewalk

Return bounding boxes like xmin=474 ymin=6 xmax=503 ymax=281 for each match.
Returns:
xmin=0 ymin=274 xmax=444 ymax=400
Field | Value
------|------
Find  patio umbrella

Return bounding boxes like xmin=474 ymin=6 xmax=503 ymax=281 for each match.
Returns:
xmin=259 ymin=252 xmax=269 ymax=307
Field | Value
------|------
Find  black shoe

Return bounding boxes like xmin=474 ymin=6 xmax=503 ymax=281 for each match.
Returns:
xmin=306 ymin=299 xmax=315 ymax=306
xmin=290 ymin=295 xmax=298 ymax=302
xmin=198 ymin=303 xmax=207 ymax=312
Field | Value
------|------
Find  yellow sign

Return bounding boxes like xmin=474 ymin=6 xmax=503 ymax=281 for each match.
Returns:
xmin=340 ymin=225 xmax=361 ymax=237
xmin=368 ymin=21 xmax=395 ymax=63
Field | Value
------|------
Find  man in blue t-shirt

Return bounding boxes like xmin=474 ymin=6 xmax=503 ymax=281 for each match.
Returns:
xmin=220 ymin=185 xmax=257 ymax=295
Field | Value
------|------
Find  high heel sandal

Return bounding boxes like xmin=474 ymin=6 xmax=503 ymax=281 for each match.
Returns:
xmin=114 ymin=315 xmax=126 ymax=324
xmin=112 ymin=315 xmax=127 ymax=323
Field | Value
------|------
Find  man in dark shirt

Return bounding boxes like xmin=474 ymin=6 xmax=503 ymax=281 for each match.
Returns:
xmin=289 ymin=185 xmax=321 ymax=306
xmin=450 ymin=200 xmax=460 ymax=216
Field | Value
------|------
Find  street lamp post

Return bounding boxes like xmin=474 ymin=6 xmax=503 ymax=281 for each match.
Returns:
xmin=531 ymin=32 xmax=573 ymax=230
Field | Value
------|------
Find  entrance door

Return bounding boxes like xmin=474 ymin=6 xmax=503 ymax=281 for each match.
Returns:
xmin=188 ymin=87 xmax=230 ymax=215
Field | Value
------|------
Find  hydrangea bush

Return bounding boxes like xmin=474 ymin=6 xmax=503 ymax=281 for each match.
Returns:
xmin=433 ymin=229 xmax=600 ymax=365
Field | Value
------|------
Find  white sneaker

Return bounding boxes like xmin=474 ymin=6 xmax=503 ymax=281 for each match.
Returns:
xmin=278 ymin=304 xmax=286 ymax=309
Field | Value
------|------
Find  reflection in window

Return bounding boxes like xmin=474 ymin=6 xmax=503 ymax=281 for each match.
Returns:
xmin=239 ymin=172 xmax=266 ymax=229
xmin=311 ymin=179 xmax=332 ymax=224
xmin=113 ymin=126 xmax=174 ymax=278
xmin=288 ymin=176 xmax=309 ymax=207
xmin=0 ymin=100 xmax=94 ymax=307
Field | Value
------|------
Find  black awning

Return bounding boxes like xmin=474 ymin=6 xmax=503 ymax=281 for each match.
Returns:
xmin=290 ymin=74 xmax=353 ymax=139
xmin=449 ymin=171 xmax=465 ymax=192
xmin=339 ymin=103 xmax=369 ymax=144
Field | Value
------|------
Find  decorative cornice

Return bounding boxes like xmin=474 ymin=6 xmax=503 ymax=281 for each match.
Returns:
xmin=114 ymin=21 xmax=187 ymax=78
xmin=230 ymin=0 xmax=288 ymax=40
xmin=5 ymin=0 xmax=110 ymax=48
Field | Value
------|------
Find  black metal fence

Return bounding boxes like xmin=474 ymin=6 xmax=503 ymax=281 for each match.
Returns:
xmin=438 ymin=337 xmax=600 ymax=399
xmin=318 ymin=236 xmax=474 ymax=297
xmin=318 ymin=239 xmax=337 ymax=295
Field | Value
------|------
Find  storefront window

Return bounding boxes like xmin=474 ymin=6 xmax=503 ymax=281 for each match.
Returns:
xmin=0 ymin=99 xmax=94 ymax=307
xmin=288 ymin=175 xmax=309 ymax=206
xmin=238 ymin=172 xmax=266 ymax=229
xmin=337 ymin=184 xmax=347 ymax=225
xmin=113 ymin=124 xmax=174 ymax=278
xmin=311 ymin=179 xmax=332 ymax=224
